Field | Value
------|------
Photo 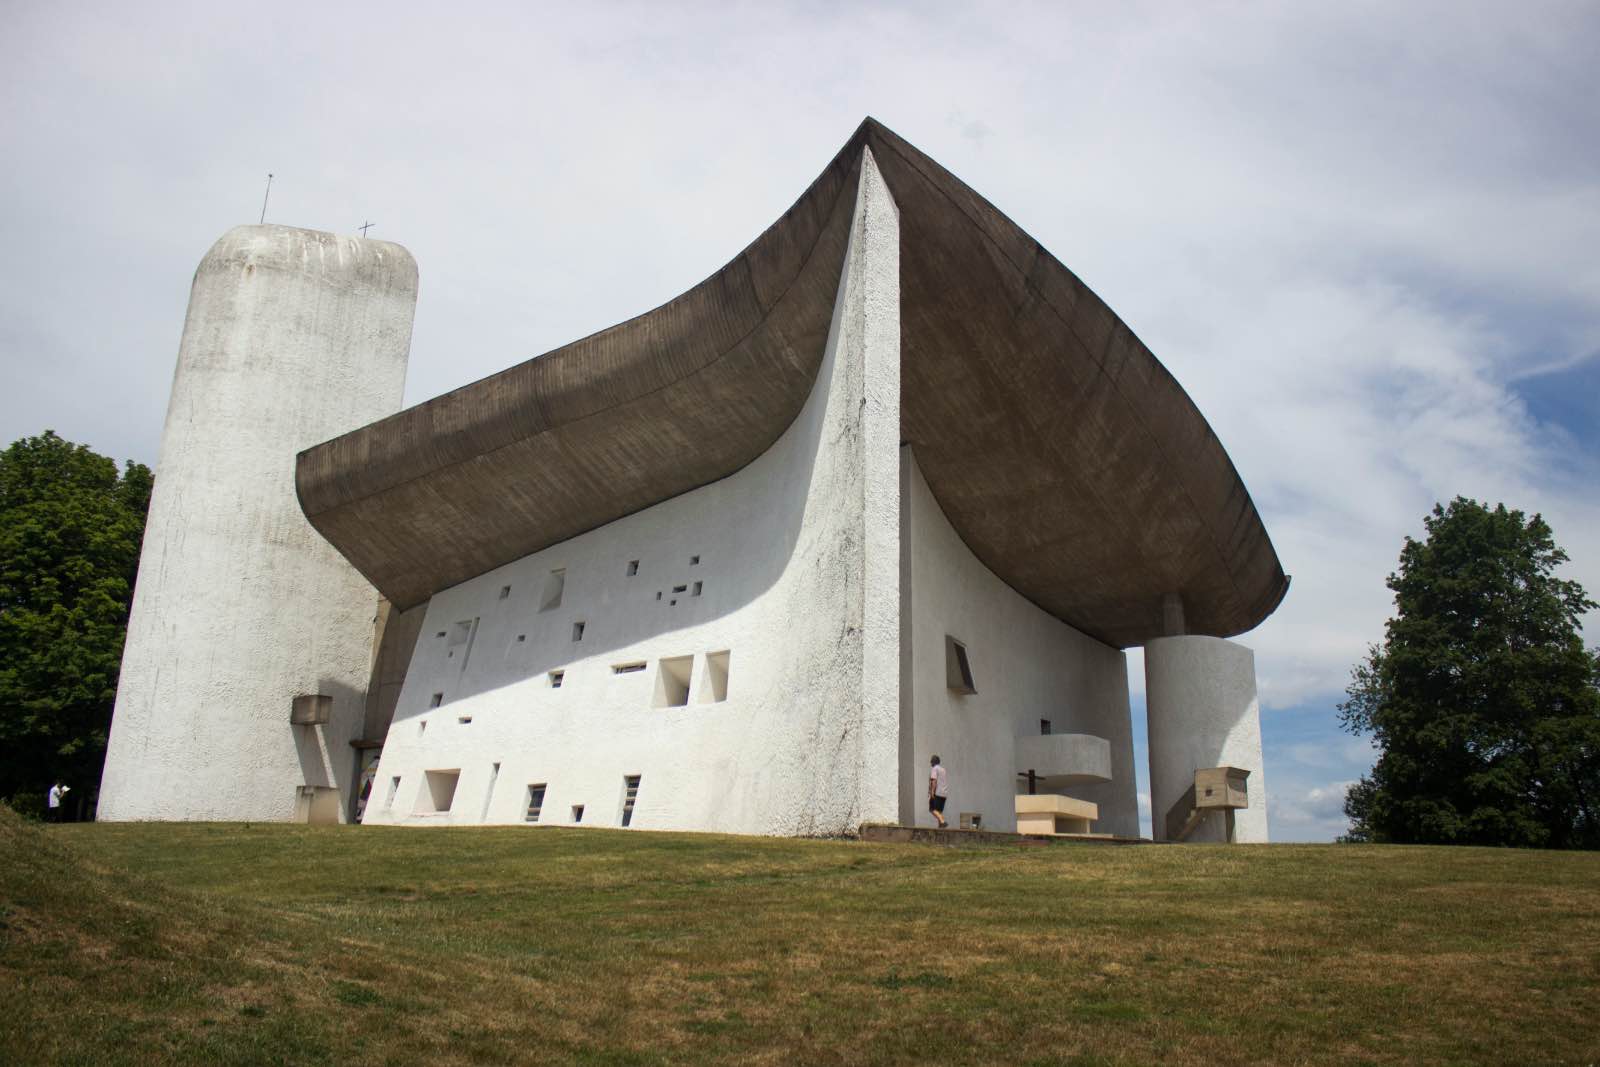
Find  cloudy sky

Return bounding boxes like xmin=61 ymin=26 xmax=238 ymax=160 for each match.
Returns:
xmin=4 ymin=1 xmax=1596 ymax=840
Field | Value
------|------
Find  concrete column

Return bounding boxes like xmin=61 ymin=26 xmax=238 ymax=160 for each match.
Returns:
xmin=98 ymin=225 xmax=416 ymax=821
xmin=1144 ymin=635 xmax=1268 ymax=842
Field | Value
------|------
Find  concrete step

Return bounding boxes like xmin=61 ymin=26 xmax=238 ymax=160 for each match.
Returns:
xmin=859 ymin=823 xmax=1147 ymax=848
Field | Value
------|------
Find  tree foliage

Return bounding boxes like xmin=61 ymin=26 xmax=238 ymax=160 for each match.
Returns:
xmin=0 ymin=431 xmax=152 ymax=809
xmin=1339 ymin=498 xmax=1600 ymax=848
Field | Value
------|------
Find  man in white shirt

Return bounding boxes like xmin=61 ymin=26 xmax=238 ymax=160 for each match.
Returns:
xmin=928 ymin=756 xmax=949 ymax=828
xmin=47 ymin=781 xmax=68 ymax=823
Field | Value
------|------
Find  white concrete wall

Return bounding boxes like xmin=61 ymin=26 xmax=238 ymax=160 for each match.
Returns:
xmin=363 ymin=149 xmax=902 ymax=836
xmin=99 ymin=225 xmax=415 ymax=822
xmin=900 ymin=450 xmax=1139 ymax=836
xmin=1144 ymin=635 xmax=1269 ymax=842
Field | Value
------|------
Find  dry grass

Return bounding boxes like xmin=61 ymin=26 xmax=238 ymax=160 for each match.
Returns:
xmin=3 ymin=807 xmax=1598 ymax=1065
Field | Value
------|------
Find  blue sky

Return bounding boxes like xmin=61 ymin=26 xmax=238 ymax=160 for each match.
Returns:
xmin=3 ymin=1 xmax=1596 ymax=840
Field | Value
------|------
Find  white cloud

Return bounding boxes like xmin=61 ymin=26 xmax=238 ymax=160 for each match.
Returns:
xmin=1272 ymin=780 xmax=1358 ymax=841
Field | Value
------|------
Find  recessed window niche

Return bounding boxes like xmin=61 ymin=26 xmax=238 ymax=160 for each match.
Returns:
xmin=945 ymin=635 xmax=977 ymax=694
xmin=621 ymin=775 xmax=642 ymax=827
xmin=698 ymin=651 xmax=730 ymax=703
xmin=415 ymin=769 xmax=460 ymax=814
xmin=540 ymin=569 xmax=565 ymax=612
xmin=654 ymin=656 xmax=693 ymax=707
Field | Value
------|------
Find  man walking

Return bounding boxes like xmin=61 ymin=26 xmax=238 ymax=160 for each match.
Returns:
xmin=928 ymin=756 xmax=949 ymax=828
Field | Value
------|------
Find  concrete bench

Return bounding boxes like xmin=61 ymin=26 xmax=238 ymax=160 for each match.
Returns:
xmin=1014 ymin=793 xmax=1099 ymax=836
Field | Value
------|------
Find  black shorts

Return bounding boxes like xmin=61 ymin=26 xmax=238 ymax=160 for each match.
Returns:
xmin=929 ymin=795 xmax=947 ymax=813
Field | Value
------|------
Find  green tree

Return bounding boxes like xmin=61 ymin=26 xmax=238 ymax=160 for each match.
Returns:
xmin=0 ymin=431 xmax=152 ymax=814
xmin=1338 ymin=498 xmax=1600 ymax=848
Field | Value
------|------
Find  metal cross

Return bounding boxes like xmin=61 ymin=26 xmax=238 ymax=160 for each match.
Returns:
xmin=359 ymin=221 xmax=375 ymax=237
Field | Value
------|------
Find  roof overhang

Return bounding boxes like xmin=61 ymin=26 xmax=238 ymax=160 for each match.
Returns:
xmin=296 ymin=119 xmax=1288 ymax=648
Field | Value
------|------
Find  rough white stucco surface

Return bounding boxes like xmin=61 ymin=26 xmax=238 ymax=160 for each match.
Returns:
xmin=363 ymin=150 xmax=901 ymax=836
xmin=901 ymin=450 xmax=1139 ymax=836
xmin=1144 ymin=635 xmax=1269 ymax=842
xmin=98 ymin=225 xmax=415 ymax=822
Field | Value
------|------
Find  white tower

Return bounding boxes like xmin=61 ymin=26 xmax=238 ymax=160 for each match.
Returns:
xmin=99 ymin=225 xmax=416 ymax=822
xmin=1144 ymin=635 xmax=1269 ymax=842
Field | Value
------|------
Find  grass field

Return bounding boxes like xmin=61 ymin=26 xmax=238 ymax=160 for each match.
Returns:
xmin=2 ymin=806 xmax=1598 ymax=1066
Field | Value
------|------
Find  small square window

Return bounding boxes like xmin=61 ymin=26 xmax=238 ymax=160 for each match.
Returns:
xmin=690 ymin=555 xmax=700 ymax=565
xmin=435 ymin=631 xmax=446 ymax=639
xmin=571 ymin=804 xmax=585 ymax=823
xmin=517 ymin=634 xmax=526 ymax=643
xmin=457 ymin=715 xmax=472 ymax=725
xmin=429 ymin=692 xmax=443 ymax=708
xmin=525 ymin=784 xmax=546 ymax=823
xmin=1040 ymin=719 xmax=1052 ymax=735
xmin=549 ymin=670 xmax=564 ymax=688
xmin=691 ymin=581 xmax=702 ymax=596
xmin=499 ymin=585 xmax=511 ymax=600
xmin=626 ymin=560 xmax=639 ymax=576
xmin=572 ymin=621 xmax=586 ymax=642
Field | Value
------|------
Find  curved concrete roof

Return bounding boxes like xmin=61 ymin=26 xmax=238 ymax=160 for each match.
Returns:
xmin=297 ymin=119 xmax=1288 ymax=648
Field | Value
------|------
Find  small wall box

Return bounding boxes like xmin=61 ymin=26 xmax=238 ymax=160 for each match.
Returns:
xmin=290 ymin=694 xmax=332 ymax=725
xmin=1194 ymin=766 xmax=1250 ymax=809
xmin=959 ymin=812 xmax=983 ymax=830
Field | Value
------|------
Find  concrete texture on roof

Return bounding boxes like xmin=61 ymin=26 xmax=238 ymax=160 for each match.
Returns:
xmin=296 ymin=119 xmax=1287 ymax=648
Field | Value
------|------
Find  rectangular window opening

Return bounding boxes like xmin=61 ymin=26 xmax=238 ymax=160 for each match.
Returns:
xmin=525 ymin=784 xmax=546 ymax=823
xmin=481 ymin=762 xmax=500 ymax=821
xmin=672 ymin=585 xmax=687 ymax=594
xmin=457 ymin=715 xmax=472 ymax=725
xmin=429 ymin=692 xmax=444 ymax=708
xmin=571 ymin=804 xmax=585 ymax=824
xmin=945 ymin=635 xmax=977 ymax=694
xmin=612 ymin=662 xmax=647 ymax=675
xmin=549 ymin=669 xmax=565 ymax=688
xmin=499 ymin=584 xmax=511 ymax=600
xmin=572 ymin=620 xmax=586 ymax=642
xmin=418 ymin=720 xmax=428 ymax=737
xmin=698 ymin=650 xmax=730 ymax=704
xmin=540 ymin=569 xmax=565 ymax=612
xmin=1041 ymin=719 xmax=1053 ymax=735
xmin=626 ymin=560 xmax=639 ymax=576
xmin=386 ymin=776 xmax=401 ymax=808
xmin=690 ymin=555 xmax=700 ymax=565
xmin=655 ymin=591 xmax=662 ymax=601
xmin=654 ymin=655 xmax=693 ymax=708
xmin=415 ymin=769 xmax=460 ymax=814
xmin=517 ymin=634 xmax=526 ymax=643
xmin=621 ymin=774 xmax=642 ymax=828
xmin=691 ymin=581 xmax=702 ymax=597
xmin=435 ymin=630 xmax=446 ymax=639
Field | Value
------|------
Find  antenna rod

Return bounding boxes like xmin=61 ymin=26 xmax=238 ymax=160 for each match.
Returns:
xmin=259 ymin=173 xmax=274 ymax=224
